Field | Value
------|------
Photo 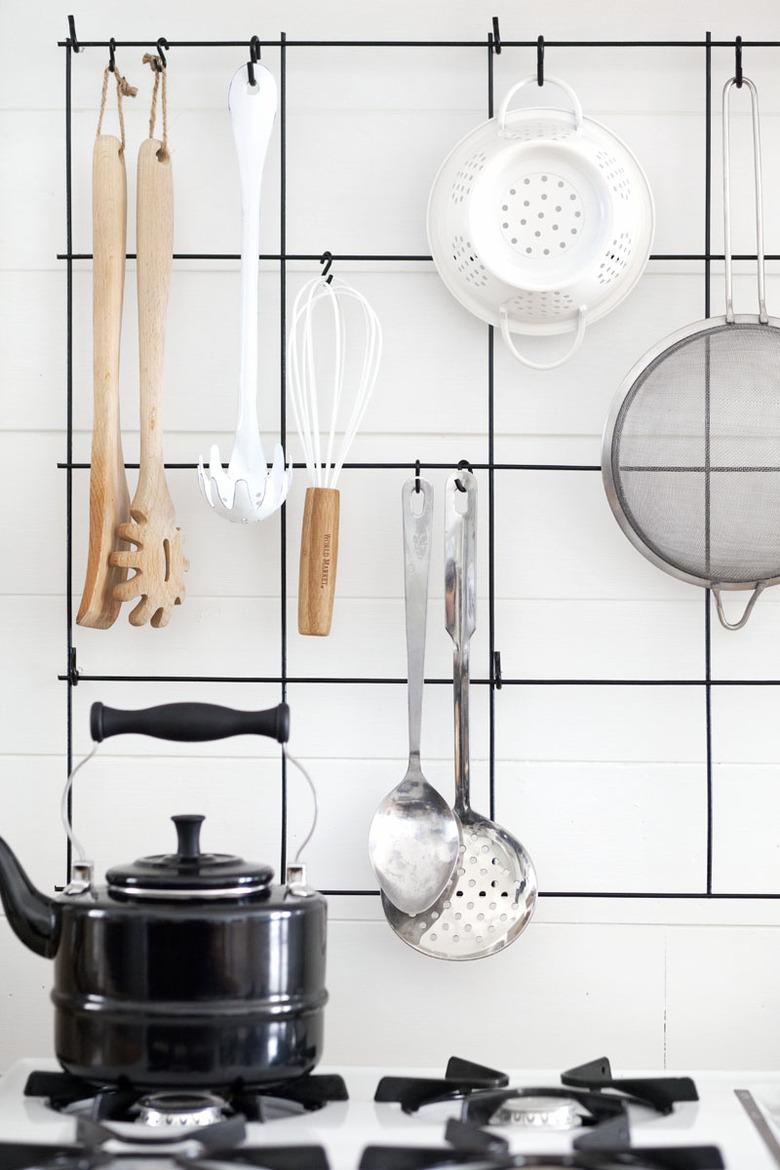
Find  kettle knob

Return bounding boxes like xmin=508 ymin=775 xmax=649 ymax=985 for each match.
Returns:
xmin=173 ymin=815 xmax=204 ymax=860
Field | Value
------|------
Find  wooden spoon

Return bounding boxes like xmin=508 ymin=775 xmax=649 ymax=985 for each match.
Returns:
xmin=76 ymin=135 xmax=131 ymax=628
xmin=110 ymin=138 xmax=187 ymax=627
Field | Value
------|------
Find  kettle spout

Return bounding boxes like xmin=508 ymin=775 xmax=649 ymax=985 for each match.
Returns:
xmin=0 ymin=838 xmax=60 ymax=958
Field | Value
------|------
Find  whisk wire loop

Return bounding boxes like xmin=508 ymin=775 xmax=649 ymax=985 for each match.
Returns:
xmin=289 ymin=274 xmax=382 ymax=491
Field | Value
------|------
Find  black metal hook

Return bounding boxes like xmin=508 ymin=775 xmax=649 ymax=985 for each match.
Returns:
xmin=108 ymin=38 xmax=116 ymax=73
xmin=455 ymin=458 xmax=472 ymax=492
xmin=414 ymin=459 xmax=421 ymax=492
xmin=67 ymin=14 xmax=80 ymax=52
xmin=247 ymin=35 xmax=261 ymax=84
xmin=735 ymin=35 xmax=743 ymax=87
xmin=320 ymin=251 xmax=334 ymax=284
xmin=493 ymin=650 xmax=503 ymax=690
xmin=156 ymin=37 xmax=168 ymax=68
xmin=537 ymin=35 xmax=545 ymax=87
xmin=491 ymin=16 xmax=502 ymax=54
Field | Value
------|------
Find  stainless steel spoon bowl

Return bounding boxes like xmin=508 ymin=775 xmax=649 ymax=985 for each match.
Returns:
xmin=368 ymin=478 xmax=460 ymax=916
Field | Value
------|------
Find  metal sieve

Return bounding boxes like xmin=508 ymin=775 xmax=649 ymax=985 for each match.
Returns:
xmin=603 ymin=76 xmax=780 ymax=630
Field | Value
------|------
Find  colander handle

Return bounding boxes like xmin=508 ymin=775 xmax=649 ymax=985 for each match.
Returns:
xmin=497 ymin=75 xmax=583 ymax=137
xmin=499 ymin=306 xmax=586 ymax=370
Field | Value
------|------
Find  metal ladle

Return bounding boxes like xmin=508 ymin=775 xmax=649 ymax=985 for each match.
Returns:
xmin=368 ymin=478 xmax=460 ymax=916
xmin=382 ymin=470 xmax=538 ymax=959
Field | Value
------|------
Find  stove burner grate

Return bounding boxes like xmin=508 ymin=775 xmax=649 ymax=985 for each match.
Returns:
xmin=561 ymin=1060 xmax=698 ymax=1116
xmin=374 ymin=1055 xmax=698 ymax=1123
xmin=23 ymin=1070 xmax=348 ymax=1127
xmin=0 ymin=1141 xmax=331 ymax=1170
xmin=375 ymin=1056 xmax=509 ymax=1113
xmin=358 ymin=1146 xmax=724 ymax=1169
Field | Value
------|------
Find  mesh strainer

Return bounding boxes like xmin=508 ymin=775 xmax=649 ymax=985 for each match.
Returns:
xmin=427 ymin=76 xmax=654 ymax=370
xmin=604 ymin=76 xmax=779 ymax=630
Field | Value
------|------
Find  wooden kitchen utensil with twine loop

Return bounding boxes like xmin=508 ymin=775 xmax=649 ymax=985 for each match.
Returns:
xmin=289 ymin=256 xmax=382 ymax=636
xmin=110 ymin=51 xmax=188 ymax=627
xmin=77 ymin=52 xmax=137 ymax=629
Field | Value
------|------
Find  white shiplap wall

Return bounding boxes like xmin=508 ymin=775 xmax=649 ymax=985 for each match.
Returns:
xmin=2 ymin=0 xmax=780 ymax=1073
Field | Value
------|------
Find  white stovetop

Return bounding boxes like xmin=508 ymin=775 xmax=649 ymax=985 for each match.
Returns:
xmin=1 ymin=1059 xmax=780 ymax=1168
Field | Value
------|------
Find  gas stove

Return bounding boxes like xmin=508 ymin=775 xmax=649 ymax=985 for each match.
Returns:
xmin=1 ymin=1058 xmax=779 ymax=1168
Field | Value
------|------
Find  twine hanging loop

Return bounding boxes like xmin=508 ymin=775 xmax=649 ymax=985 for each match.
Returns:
xmin=142 ymin=53 xmax=169 ymax=160
xmin=96 ymin=62 xmax=137 ymax=153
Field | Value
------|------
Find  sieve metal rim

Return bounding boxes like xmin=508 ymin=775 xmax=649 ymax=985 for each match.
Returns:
xmin=602 ymin=312 xmax=780 ymax=593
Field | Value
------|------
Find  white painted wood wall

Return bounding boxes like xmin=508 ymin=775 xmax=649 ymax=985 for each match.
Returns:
xmin=1 ymin=0 xmax=780 ymax=1072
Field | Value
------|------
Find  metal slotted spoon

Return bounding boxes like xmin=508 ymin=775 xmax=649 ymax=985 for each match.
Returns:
xmin=382 ymin=470 xmax=538 ymax=960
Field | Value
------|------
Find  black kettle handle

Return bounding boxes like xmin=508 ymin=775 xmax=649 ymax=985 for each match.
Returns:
xmin=90 ymin=702 xmax=290 ymax=744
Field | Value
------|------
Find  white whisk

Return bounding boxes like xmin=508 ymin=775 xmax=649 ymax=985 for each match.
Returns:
xmin=289 ymin=269 xmax=382 ymax=635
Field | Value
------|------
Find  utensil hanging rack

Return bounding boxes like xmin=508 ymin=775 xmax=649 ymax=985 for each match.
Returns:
xmin=57 ymin=17 xmax=780 ymax=901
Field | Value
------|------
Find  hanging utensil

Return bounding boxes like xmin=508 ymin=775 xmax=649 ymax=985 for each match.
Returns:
xmin=382 ymin=471 xmax=538 ymax=959
xmin=427 ymin=75 xmax=654 ymax=369
xmin=198 ymin=63 xmax=290 ymax=523
xmin=603 ymin=75 xmax=780 ymax=630
xmin=368 ymin=477 xmax=460 ymax=916
xmin=289 ymin=269 xmax=382 ymax=635
xmin=77 ymin=63 xmax=136 ymax=628
xmin=110 ymin=59 xmax=187 ymax=626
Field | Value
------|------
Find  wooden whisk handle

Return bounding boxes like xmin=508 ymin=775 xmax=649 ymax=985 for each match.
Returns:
xmin=298 ymin=488 xmax=340 ymax=637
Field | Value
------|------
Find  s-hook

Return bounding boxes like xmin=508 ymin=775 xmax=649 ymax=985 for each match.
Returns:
xmin=320 ymin=251 xmax=334 ymax=284
xmin=67 ymin=14 xmax=80 ymax=52
xmin=108 ymin=38 xmax=116 ymax=73
xmin=491 ymin=17 xmax=502 ymax=54
xmin=455 ymin=458 xmax=472 ymax=492
xmin=156 ymin=38 xmax=168 ymax=68
xmin=414 ymin=459 xmax=421 ymax=493
xmin=735 ymin=35 xmax=743 ymax=87
xmin=537 ymin=36 xmax=545 ymax=86
xmin=247 ymin=35 xmax=261 ymax=86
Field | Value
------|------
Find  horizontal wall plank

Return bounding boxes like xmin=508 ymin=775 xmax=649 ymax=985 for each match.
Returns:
xmin=666 ymin=926 xmax=780 ymax=1068
xmin=324 ymin=919 xmax=666 ymax=1068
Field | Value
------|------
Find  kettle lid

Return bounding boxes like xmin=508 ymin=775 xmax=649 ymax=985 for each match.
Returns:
xmin=106 ymin=815 xmax=274 ymax=899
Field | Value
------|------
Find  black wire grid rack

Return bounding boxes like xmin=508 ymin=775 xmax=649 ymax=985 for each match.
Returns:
xmin=56 ymin=19 xmax=780 ymax=900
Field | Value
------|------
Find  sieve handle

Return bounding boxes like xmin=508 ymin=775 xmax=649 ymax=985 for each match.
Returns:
xmin=713 ymin=583 xmax=767 ymax=631
xmin=499 ymin=305 xmax=587 ymax=370
xmin=723 ymin=76 xmax=768 ymax=324
xmin=497 ymin=75 xmax=583 ymax=137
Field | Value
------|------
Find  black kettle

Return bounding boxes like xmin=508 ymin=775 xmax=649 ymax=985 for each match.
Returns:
xmin=0 ymin=702 xmax=328 ymax=1089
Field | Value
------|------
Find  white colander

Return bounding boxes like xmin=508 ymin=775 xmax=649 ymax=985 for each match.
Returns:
xmin=427 ymin=76 xmax=655 ymax=370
